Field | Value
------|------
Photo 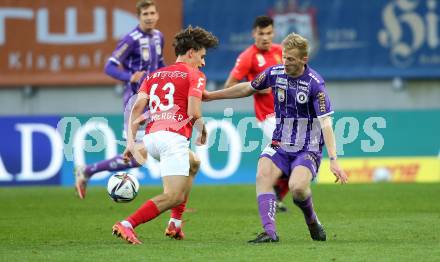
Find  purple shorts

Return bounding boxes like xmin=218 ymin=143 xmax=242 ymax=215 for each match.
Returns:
xmin=260 ymin=143 xmax=322 ymax=180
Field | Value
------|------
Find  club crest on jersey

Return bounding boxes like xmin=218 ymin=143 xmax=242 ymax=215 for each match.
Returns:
xmin=296 ymin=91 xmax=308 ymax=104
xmin=277 ymin=88 xmax=285 ymax=102
xmin=142 ymin=47 xmax=150 ymax=61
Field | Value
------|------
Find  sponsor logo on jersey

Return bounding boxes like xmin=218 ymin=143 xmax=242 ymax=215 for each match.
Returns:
xmin=270 ymin=69 xmax=285 ymax=75
xmin=276 ymin=77 xmax=288 ymax=85
xmin=139 ymin=38 xmax=149 ymax=45
xmin=262 ymin=144 xmax=277 ymax=156
xmin=298 ymin=80 xmax=310 ymax=87
xmin=277 ymin=88 xmax=286 ymax=102
xmin=114 ymin=43 xmax=129 ymax=59
xmin=256 ymin=53 xmax=266 ymax=67
xmin=152 ymin=70 xmax=188 ymax=79
xmin=130 ymin=31 xmax=143 ymax=41
xmin=251 ymin=71 xmax=266 ymax=87
xmin=317 ymin=92 xmax=327 ymax=112
xmin=298 ymin=80 xmax=309 ymax=92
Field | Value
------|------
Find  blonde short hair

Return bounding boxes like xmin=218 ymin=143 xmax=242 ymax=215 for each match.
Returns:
xmin=281 ymin=33 xmax=309 ymax=58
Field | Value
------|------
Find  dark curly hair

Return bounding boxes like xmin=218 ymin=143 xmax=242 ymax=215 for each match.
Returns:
xmin=173 ymin=25 xmax=219 ymax=56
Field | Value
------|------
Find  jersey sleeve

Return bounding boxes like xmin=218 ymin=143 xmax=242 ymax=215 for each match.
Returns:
xmin=312 ymin=82 xmax=334 ymax=118
xmin=138 ymin=75 xmax=150 ymax=94
xmin=188 ymin=70 xmax=206 ymax=98
xmin=250 ymin=67 xmax=271 ymax=91
xmin=109 ymin=36 xmax=134 ymax=65
xmin=230 ymin=50 xmax=252 ymax=80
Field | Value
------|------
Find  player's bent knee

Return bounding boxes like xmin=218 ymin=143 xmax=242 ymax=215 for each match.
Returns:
xmin=290 ymin=186 xmax=307 ymax=199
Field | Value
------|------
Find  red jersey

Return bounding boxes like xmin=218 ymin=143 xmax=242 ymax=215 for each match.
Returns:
xmin=138 ymin=62 xmax=206 ymax=139
xmin=230 ymin=44 xmax=282 ymax=121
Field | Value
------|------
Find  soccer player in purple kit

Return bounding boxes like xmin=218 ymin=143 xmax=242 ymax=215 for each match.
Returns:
xmin=203 ymin=32 xmax=348 ymax=243
xmin=106 ymin=0 xmax=165 ymax=111
xmin=74 ymin=0 xmax=165 ymax=199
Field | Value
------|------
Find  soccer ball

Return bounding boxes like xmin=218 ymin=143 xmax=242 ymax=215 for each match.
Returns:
xmin=107 ymin=172 xmax=140 ymax=202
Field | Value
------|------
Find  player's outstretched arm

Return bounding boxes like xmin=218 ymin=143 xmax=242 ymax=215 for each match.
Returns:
xmin=203 ymin=82 xmax=255 ymax=101
xmin=319 ymin=115 xmax=348 ymax=184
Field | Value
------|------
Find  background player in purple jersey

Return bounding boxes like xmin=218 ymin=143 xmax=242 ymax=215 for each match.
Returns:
xmin=74 ymin=0 xmax=165 ymax=199
xmin=203 ymin=32 xmax=348 ymax=243
xmin=106 ymin=0 xmax=165 ymax=109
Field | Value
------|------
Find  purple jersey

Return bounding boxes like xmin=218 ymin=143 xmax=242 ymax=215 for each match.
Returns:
xmin=251 ymin=64 xmax=333 ymax=153
xmin=109 ymin=26 xmax=165 ymax=92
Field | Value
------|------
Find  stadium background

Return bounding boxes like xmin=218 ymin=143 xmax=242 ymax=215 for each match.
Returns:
xmin=1 ymin=0 xmax=439 ymax=186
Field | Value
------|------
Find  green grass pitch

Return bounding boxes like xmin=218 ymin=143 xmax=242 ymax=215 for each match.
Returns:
xmin=1 ymin=183 xmax=439 ymax=261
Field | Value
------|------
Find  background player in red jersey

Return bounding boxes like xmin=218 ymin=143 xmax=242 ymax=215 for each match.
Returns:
xmin=224 ymin=16 xmax=289 ymax=211
xmin=111 ymin=26 xmax=219 ymax=244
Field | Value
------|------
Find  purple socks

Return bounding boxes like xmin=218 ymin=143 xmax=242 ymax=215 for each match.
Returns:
xmin=257 ymin=193 xmax=277 ymax=239
xmin=293 ymin=196 xmax=317 ymax=225
xmin=84 ymin=155 xmax=141 ymax=178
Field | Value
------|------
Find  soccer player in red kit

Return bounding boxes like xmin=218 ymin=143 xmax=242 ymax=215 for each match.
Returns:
xmin=224 ymin=16 xmax=289 ymax=211
xmin=111 ymin=26 xmax=219 ymax=244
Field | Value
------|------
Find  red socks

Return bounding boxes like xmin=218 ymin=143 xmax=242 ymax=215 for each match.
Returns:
xmin=170 ymin=198 xmax=187 ymax=220
xmin=126 ymin=198 xmax=188 ymax=228
xmin=126 ymin=200 xmax=160 ymax=228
